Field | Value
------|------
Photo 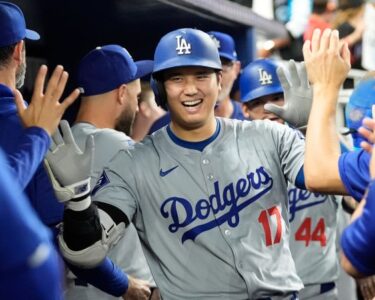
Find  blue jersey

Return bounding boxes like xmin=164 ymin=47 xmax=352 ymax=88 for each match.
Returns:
xmin=341 ymin=179 xmax=375 ymax=275
xmin=0 ymin=84 xmax=63 ymax=226
xmin=0 ymin=148 xmax=62 ymax=300
xmin=338 ymin=149 xmax=370 ymax=201
xmin=0 ymin=84 xmax=128 ymax=296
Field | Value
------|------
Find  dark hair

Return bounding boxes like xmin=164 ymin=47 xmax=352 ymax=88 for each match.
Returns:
xmin=0 ymin=43 xmax=17 ymax=68
xmin=313 ymin=0 xmax=328 ymax=14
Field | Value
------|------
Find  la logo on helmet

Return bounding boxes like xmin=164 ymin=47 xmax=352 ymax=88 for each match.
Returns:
xmin=176 ymin=35 xmax=192 ymax=55
xmin=258 ymin=69 xmax=273 ymax=85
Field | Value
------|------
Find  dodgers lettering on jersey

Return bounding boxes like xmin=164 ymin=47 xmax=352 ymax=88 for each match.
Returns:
xmin=161 ymin=167 xmax=273 ymax=243
xmin=288 ymin=188 xmax=329 ymax=222
xmin=93 ymin=118 xmax=305 ymax=300
xmin=288 ymin=183 xmax=339 ymax=285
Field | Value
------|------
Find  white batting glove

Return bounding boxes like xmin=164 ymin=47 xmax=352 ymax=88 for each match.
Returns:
xmin=44 ymin=120 xmax=94 ymax=209
xmin=264 ymin=60 xmax=312 ymax=129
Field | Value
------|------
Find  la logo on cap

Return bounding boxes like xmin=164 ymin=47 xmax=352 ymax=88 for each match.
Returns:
xmin=176 ymin=35 xmax=191 ymax=55
xmin=210 ymin=35 xmax=221 ymax=49
xmin=258 ymin=69 xmax=272 ymax=85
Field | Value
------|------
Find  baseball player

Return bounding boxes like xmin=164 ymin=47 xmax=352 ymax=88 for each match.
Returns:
xmin=240 ymin=58 xmax=340 ymax=299
xmin=0 ymin=147 xmax=62 ymax=300
xmin=0 ymin=46 xmax=80 ymax=300
xmin=343 ymin=73 xmax=375 ymax=151
xmin=64 ymin=44 xmax=157 ymax=300
xmin=45 ymin=28 xmax=312 ymax=300
xmin=0 ymin=2 xmax=140 ymax=297
xmin=148 ymin=30 xmax=243 ymax=134
xmin=340 ymin=115 xmax=375 ymax=277
xmin=208 ymin=31 xmax=244 ymax=120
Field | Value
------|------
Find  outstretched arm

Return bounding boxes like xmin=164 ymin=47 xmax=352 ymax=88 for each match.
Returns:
xmin=6 ymin=65 xmax=79 ymax=189
xmin=303 ymin=28 xmax=351 ymax=193
xmin=45 ymin=121 xmax=151 ymax=299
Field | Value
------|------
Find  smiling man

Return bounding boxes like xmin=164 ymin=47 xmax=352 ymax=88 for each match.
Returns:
xmin=45 ymin=28 xmax=309 ymax=300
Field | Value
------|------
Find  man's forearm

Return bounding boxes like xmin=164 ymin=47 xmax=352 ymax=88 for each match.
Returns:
xmin=305 ymin=84 xmax=346 ymax=193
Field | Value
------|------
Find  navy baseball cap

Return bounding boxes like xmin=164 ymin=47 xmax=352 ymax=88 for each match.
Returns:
xmin=77 ymin=45 xmax=153 ymax=96
xmin=208 ymin=31 xmax=237 ymax=61
xmin=0 ymin=2 xmax=40 ymax=47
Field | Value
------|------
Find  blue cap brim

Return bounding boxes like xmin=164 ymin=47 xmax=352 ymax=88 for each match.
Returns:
xmin=219 ymin=52 xmax=237 ymax=61
xmin=135 ymin=60 xmax=153 ymax=79
xmin=25 ymin=29 xmax=40 ymax=41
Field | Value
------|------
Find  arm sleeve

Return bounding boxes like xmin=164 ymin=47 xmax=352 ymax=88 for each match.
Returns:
xmin=68 ymin=257 xmax=129 ymax=297
xmin=341 ymin=179 xmax=375 ymax=275
xmin=338 ymin=150 xmax=370 ymax=201
xmin=6 ymin=126 xmax=50 ymax=190
xmin=0 ymin=148 xmax=62 ymax=300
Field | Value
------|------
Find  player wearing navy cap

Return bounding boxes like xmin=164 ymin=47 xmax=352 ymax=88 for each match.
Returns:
xmin=63 ymin=45 xmax=158 ymax=300
xmin=0 ymin=2 xmax=146 ymax=298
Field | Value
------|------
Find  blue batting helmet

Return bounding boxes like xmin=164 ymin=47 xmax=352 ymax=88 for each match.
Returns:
xmin=345 ymin=77 xmax=375 ymax=149
xmin=240 ymin=59 xmax=283 ymax=104
xmin=152 ymin=28 xmax=222 ymax=109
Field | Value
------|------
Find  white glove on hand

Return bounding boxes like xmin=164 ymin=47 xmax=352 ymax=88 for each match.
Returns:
xmin=44 ymin=120 xmax=94 ymax=204
xmin=264 ymin=60 xmax=312 ymax=129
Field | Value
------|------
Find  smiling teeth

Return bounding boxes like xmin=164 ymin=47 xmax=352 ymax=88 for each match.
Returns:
xmin=183 ymin=100 xmax=202 ymax=106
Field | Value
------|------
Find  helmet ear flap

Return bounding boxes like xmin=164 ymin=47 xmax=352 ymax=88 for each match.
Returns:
xmin=150 ymin=76 xmax=168 ymax=110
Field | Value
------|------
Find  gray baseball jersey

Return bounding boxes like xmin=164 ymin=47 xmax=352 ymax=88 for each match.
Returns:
xmin=65 ymin=122 xmax=154 ymax=300
xmin=288 ymin=183 xmax=340 ymax=298
xmin=93 ymin=118 xmax=305 ymax=300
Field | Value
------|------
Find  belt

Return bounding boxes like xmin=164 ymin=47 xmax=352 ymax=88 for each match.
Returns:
xmin=320 ymin=282 xmax=335 ymax=294
xmin=257 ymin=291 xmax=299 ymax=300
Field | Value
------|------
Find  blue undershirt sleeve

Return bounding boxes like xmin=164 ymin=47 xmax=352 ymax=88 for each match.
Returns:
xmin=341 ymin=179 xmax=375 ymax=275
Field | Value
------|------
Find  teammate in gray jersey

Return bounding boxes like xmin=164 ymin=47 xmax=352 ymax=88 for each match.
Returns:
xmin=240 ymin=58 xmax=340 ymax=299
xmin=46 ymin=28 xmax=312 ymax=299
xmin=63 ymin=45 xmax=157 ymax=300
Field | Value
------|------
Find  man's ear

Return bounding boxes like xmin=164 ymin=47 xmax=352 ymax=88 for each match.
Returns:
xmin=241 ymin=103 xmax=250 ymax=119
xmin=234 ymin=61 xmax=241 ymax=76
xmin=217 ymin=71 xmax=223 ymax=92
xmin=13 ymin=40 xmax=24 ymax=65
xmin=117 ymin=84 xmax=127 ymax=104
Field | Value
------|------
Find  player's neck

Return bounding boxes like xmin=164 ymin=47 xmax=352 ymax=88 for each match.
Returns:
xmin=215 ymin=97 xmax=233 ymax=118
xmin=0 ymin=70 xmax=16 ymax=91
xmin=169 ymin=116 xmax=217 ymax=142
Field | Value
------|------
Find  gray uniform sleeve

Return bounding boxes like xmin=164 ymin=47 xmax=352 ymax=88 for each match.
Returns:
xmin=91 ymin=150 xmax=138 ymax=222
xmin=251 ymin=120 xmax=305 ymax=185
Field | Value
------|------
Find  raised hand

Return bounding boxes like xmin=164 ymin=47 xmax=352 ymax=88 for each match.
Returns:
xmin=14 ymin=65 xmax=80 ymax=136
xmin=264 ymin=60 xmax=312 ymax=129
xmin=44 ymin=120 xmax=93 ymax=203
xmin=303 ymin=28 xmax=351 ymax=89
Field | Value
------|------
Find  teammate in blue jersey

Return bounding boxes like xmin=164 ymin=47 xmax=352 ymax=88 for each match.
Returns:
xmin=45 ymin=28 xmax=317 ymax=300
xmin=0 ymin=147 xmax=62 ymax=300
xmin=0 ymin=2 xmax=138 ymax=298
xmin=340 ymin=115 xmax=375 ymax=277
